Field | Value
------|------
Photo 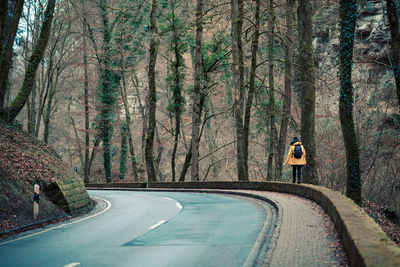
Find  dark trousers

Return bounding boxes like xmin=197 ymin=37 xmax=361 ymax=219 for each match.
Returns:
xmin=292 ymin=165 xmax=302 ymax=183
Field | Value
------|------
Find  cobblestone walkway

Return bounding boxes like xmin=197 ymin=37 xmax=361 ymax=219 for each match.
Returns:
xmin=237 ymin=190 xmax=349 ymax=267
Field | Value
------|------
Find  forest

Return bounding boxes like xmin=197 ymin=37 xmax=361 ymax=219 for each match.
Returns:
xmin=0 ymin=0 xmax=399 ymax=215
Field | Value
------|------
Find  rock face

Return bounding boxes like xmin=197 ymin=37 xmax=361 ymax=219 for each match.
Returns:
xmin=313 ymin=0 xmax=392 ymax=84
xmin=311 ymin=1 xmax=400 ymax=214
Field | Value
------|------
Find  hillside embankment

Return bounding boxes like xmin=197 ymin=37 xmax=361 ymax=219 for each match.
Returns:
xmin=0 ymin=122 xmax=92 ymax=236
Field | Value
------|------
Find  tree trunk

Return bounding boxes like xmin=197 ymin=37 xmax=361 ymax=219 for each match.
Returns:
xmin=132 ymin=73 xmax=147 ymax=181
xmin=121 ymin=82 xmax=139 ymax=182
xmin=88 ymin=138 xmax=101 ymax=177
xmin=43 ymin=70 xmax=59 ymax=144
xmin=169 ymin=2 xmax=185 ymax=182
xmin=141 ymin=100 xmax=148 ymax=181
xmin=171 ymin=114 xmax=180 ymax=181
xmin=276 ymin=0 xmax=295 ymax=181
xmin=68 ymin=102 xmax=84 ymax=170
xmin=231 ymin=0 xmax=247 ymax=181
xmin=98 ymin=0 xmax=118 ymax=183
xmin=191 ymin=0 xmax=203 ymax=182
xmin=386 ymin=0 xmax=400 ymax=112
xmin=0 ymin=1 xmax=8 ymax=64
xmin=35 ymin=55 xmax=55 ymax=138
xmin=267 ymin=0 xmax=276 ymax=181
xmin=244 ymin=0 xmax=261 ymax=181
xmin=43 ymin=87 xmax=55 ymax=144
xmin=1 ymin=0 xmax=55 ymax=122
xmin=154 ymin=126 xmax=164 ymax=181
xmin=298 ymin=0 xmax=318 ymax=184
xmin=83 ymin=15 xmax=90 ymax=183
xmin=27 ymin=98 xmax=31 ymax=132
xmin=28 ymin=84 xmax=37 ymax=135
xmin=179 ymin=145 xmax=192 ymax=181
xmin=119 ymin=12 xmax=139 ymax=182
xmin=0 ymin=0 xmax=24 ymax=110
xmin=145 ymin=0 xmax=158 ymax=182
xmin=119 ymin=122 xmax=128 ymax=180
xmin=25 ymin=3 xmax=32 ymax=132
xmin=205 ymin=102 xmax=218 ymax=179
xmin=339 ymin=0 xmax=361 ymax=204
xmin=180 ymin=94 xmax=207 ymax=181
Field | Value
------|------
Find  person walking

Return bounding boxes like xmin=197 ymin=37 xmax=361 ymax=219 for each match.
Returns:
xmin=285 ymin=137 xmax=306 ymax=183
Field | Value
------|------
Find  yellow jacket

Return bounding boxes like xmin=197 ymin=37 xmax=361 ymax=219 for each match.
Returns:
xmin=286 ymin=141 xmax=307 ymax=165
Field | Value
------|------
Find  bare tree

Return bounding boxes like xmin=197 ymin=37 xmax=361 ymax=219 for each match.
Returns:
xmin=267 ymin=0 xmax=276 ymax=181
xmin=231 ymin=0 xmax=247 ymax=181
xmin=145 ymin=0 xmax=158 ymax=182
xmin=276 ymin=0 xmax=295 ymax=181
xmin=191 ymin=0 xmax=203 ymax=181
xmin=298 ymin=0 xmax=318 ymax=184
xmin=244 ymin=0 xmax=261 ymax=181
xmin=82 ymin=1 xmax=90 ymax=183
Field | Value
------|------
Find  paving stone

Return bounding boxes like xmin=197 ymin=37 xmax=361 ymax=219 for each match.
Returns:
xmin=237 ymin=190 xmax=349 ymax=267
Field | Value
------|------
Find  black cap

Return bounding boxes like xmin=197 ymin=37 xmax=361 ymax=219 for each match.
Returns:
xmin=291 ymin=136 xmax=299 ymax=145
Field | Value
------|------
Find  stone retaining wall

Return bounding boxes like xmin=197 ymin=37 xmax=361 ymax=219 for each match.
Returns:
xmin=86 ymin=181 xmax=400 ymax=267
xmin=44 ymin=178 xmax=92 ymax=215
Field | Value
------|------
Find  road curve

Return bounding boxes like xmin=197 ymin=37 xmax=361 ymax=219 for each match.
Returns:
xmin=0 ymin=190 xmax=276 ymax=267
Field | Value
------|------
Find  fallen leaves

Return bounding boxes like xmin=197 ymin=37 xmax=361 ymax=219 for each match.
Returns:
xmin=363 ymin=200 xmax=400 ymax=246
xmin=0 ymin=124 xmax=57 ymax=184
xmin=0 ymin=220 xmax=19 ymax=230
xmin=0 ymin=122 xmax=74 ymax=236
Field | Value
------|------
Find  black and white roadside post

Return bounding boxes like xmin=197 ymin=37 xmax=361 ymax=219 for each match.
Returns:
xmin=33 ymin=184 xmax=40 ymax=220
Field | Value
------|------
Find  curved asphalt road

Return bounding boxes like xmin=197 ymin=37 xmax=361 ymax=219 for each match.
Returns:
xmin=0 ymin=190 xmax=276 ymax=267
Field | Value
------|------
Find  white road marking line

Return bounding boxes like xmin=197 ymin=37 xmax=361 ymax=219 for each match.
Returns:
xmin=149 ymin=220 xmax=166 ymax=230
xmin=161 ymin=196 xmax=182 ymax=210
xmin=0 ymin=196 xmax=112 ymax=246
xmin=64 ymin=263 xmax=80 ymax=267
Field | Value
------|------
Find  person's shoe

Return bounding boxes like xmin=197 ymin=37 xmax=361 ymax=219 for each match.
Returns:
xmin=297 ymin=181 xmax=301 ymax=184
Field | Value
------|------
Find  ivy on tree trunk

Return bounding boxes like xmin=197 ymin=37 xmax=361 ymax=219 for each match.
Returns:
xmin=339 ymin=0 xmax=361 ymax=204
xmin=0 ymin=0 xmax=24 ymax=110
xmin=98 ymin=0 xmax=118 ymax=183
xmin=119 ymin=8 xmax=139 ymax=182
xmin=1 ymin=0 xmax=55 ymax=122
xmin=163 ymin=0 xmax=187 ymax=182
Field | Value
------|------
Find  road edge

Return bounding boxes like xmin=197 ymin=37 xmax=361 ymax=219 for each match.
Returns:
xmin=86 ymin=182 xmax=400 ymax=267
xmin=0 ymin=196 xmax=110 ymax=245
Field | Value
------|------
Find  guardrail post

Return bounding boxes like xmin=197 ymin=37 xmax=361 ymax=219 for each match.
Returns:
xmin=33 ymin=184 xmax=40 ymax=220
